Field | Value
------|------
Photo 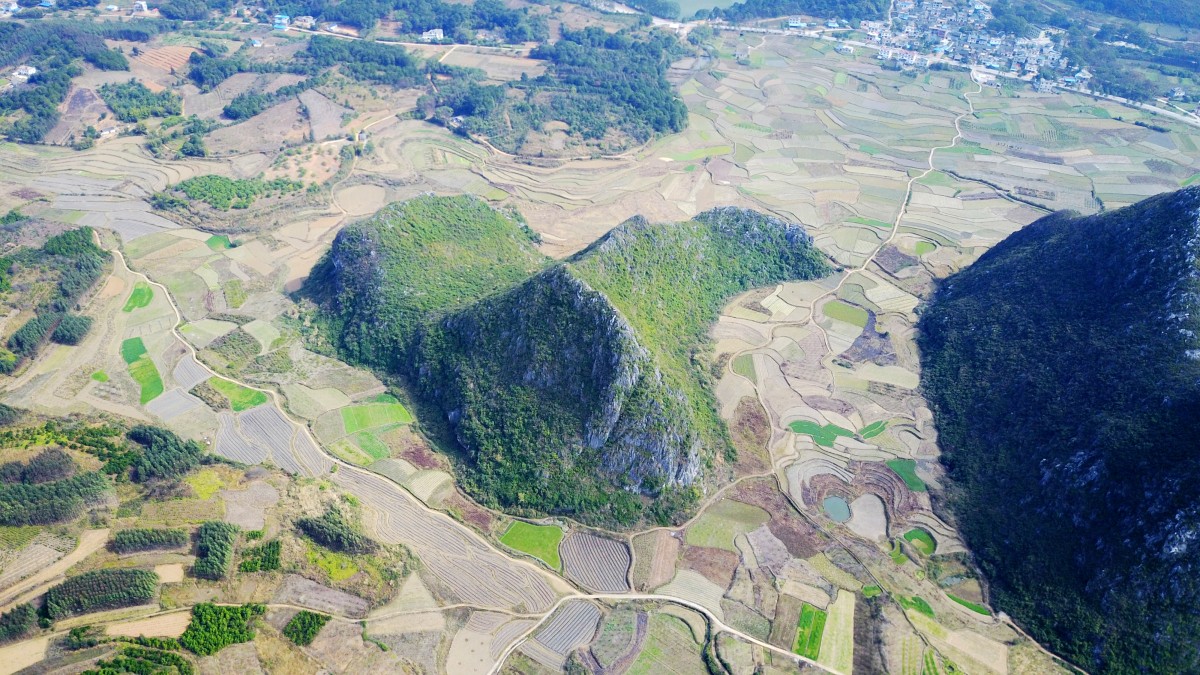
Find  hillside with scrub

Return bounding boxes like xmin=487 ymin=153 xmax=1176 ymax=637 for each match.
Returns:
xmin=307 ymin=197 xmax=830 ymax=527
xmin=918 ymin=186 xmax=1200 ymax=673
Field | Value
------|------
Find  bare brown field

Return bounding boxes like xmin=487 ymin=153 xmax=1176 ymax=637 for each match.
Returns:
xmin=207 ymin=100 xmax=308 ymax=156
xmin=631 ymin=530 xmax=680 ymax=592
xmin=105 ymin=611 xmax=191 ymax=638
xmin=136 ymin=46 xmax=197 ymax=73
xmin=439 ymin=49 xmax=546 ymax=82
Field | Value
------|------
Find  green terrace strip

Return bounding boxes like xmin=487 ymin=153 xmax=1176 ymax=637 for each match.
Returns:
xmin=821 ymin=300 xmax=869 ymax=327
xmin=903 ymin=528 xmax=936 ymax=556
xmin=947 ymin=593 xmax=990 ymax=616
xmin=111 ymin=528 xmax=188 ymax=554
xmin=283 ymin=610 xmax=332 ymax=646
xmin=122 ymin=282 xmax=154 ymax=312
xmin=731 ymin=354 xmax=756 ymax=383
xmin=885 ymin=459 xmax=927 ymax=492
xmin=914 ymin=241 xmax=937 ymax=256
xmin=120 ymin=337 xmax=163 ymax=404
xmin=499 ymin=521 xmax=563 ymax=570
xmin=164 ymin=175 xmax=304 ymax=210
xmin=859 ymin=420 xmax=888 ymax=439
xmin=788 ymin=420 xmax=855 ymax=448
xmin=862 ymin=585 xmax=883 ymax=599
xmin=847 ymin=216 xmax=893 ymax=230
xmin=209 ymin=378 xmax=267 ymax=412
xmin=340 ymin=402 xmax=414 ymax=434
xmin=205 ymin=235 xmax=233 ymax=251
xmin=899 ymin=595 xmax=935 ymax=618
xmin=792 ymin=603 xmax=827 ymax=660
xmin=889 ymin=539 xmax=909 ymax=565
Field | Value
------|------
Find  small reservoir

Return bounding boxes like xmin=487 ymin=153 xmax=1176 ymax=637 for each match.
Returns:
xmin=823 ymin=495 xmax=851 ymax=523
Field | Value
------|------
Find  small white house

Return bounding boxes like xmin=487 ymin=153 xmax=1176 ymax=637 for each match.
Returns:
xmin=835 ymin=44 xmax=854 ymax=54
xmin=13 ymin=65 xmax=38 ymax=81
xmin=420 ymin=28 xmax=444 ymax=42
xmin=105 ymin=4 xmax=118 ymax=10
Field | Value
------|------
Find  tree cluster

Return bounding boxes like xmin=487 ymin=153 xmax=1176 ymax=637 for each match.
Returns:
xmin=44 ymin=569 xmax=159 ymax=620
xmin=238 ymin=539 xmax=280 ymax=572
xmin=282 ymin=610 xmax=330 ymax=646
xmin=178 ymin=603 xmax=264 ymax=655
xmin=0 ymin=448 xmax=74 ymax=484
xmin=0 ymin=604 xmax=36 ymax=645
xmin=0 ymin=463 xmax=107 ymax=525
xmin=296 ymin=505 xmax=377 ymax=554
xmin=128 ymin=425 xmax=202 ymax=482
xmin=111 ymin=528 xmax=189 ymax=554
xmin=98 ymin=80 xmax=182 ymax=123
xmin=192 ymin=521 xmax=238 ymax=580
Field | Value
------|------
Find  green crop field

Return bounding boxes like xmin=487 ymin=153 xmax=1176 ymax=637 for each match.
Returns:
xmin=822 ymin=300 xmax=868 ymax=327
xmin=789 ymin=420 xmax=855 ymax=448
xmin=732 ymin=354 xmax=756 ymax=383
xmin=206 ymin=234 xmax=232 ymax=251
xmin=669 ymin=145 xmax=733 ymax=162
xmin=350 ymin=431 xmax=391 ymax=460
xmin=91 ymin=370 xmax=109 ymax=382
xmin=886 ymin=459 xmax=927 ymax=492
xmin=341 ymin=403 xmax=414 ymax=434
xmin=685 ymin=499 xmax=770 ymax=551
xmin=903 ymin=528 xmax=936 ymax=556
xmin=793 ymin=603 xmax=827 ymax=660
xmin=122 ymin=282 xmax=153 ymax=312
xmin=499 ymin=521 xmax=563 ymax=569
xmin=121 ymin=337 xmax=163 ymax=404
xmin=859 ymin=420 xmax=887 ymax=438
xmin=899 ymin=595 xmax=934 ymax=617
xmin=890 ymin=539 xmax=909 ymax=565
xmin=848 ymin=216 xmax=892 ymax=230
xmin=210 ymin=377 xmax=267 ymax=412
xmin=862 ymin=585 xmax=882 ymax=599
xmin=947 ymin=593 xmax=990 ymax=616
xmin=914 ymin=241 xmax=936 ymax=256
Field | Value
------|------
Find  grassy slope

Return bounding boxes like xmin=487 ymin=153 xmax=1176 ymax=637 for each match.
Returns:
xmin=306 ymin=195 xmax=546 ymax=368
xmin=918 ymin=187 xmax=1200 ymax=673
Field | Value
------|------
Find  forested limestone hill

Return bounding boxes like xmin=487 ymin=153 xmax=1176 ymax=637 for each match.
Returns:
xmin=307 ymin=197 xmax=831 ymax=527
xmin=918 ymin=186 xmax=1200 ymax=673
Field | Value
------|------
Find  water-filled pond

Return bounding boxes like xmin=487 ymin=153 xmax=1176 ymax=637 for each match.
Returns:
xmin=823 ymin=495 xmax=851 ymax=523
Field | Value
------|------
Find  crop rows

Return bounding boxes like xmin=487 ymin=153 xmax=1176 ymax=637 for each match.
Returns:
xmin=330 ymin=468 xmax=557 ymax=612
xmin=171 ymin=355 xmax=210 ymax=391
xmin=237 ymin=406 xmax=294 ymax=468
xmin=560 ymin=532 xmax=631 ymax=593
xmin=531 ymin=600 xmax=602 ymax=655
xmin=214 ymin=413 xmax=268 ymax=465
xmin=144 ymin=388 xmax=202 ymax=421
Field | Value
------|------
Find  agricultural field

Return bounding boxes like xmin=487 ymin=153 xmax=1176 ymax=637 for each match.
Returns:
xmin=0 ymin=13 xmax=1192 ymax=674
xmin=499 ymin=521 xmax=563 ymax=570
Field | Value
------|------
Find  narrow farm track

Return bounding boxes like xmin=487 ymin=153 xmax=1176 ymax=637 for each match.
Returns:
xmin=109 ymin=245 xmax=828 ymax=672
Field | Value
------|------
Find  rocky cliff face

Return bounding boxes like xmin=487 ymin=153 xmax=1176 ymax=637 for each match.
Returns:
xmin=918 ymin=187 xmax=1200 ymax=673
xmin=414 ymin=265 xmax=701 ymax=495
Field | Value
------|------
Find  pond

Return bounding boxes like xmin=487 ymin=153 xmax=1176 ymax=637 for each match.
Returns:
xmin=823 ymin=495 xmax=851 ymax=523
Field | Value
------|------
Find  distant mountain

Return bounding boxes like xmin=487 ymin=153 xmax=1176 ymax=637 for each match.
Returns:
xmin=307 ymin=196 xmax=830 ymax=527
xmin=918 ymin=187 xmax=1200 ymax=673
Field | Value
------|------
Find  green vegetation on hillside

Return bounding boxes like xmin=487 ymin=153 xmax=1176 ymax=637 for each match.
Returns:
xmin=296 ymin=505 xmax=376 ymax=554
xmin=499 ymin=521 xmax=563 ymax=569
xmin=0 ymin=226 xmax=108 ymax=373
xmin=282 ymin=610 xmax=331 ymax=646
xmin=309 ymin=197 xmax=829 ymax=527
xmin=427 ymin=27 xmax=688 ymax=154
xmin=0 ymin=604 xmax=36 ymax=645
xmin=44 ymin=569 xmax=159 ymax=619
xmin=84 ymin=646 xmax=194 ymax=675
xmin=129 ymin=425 xmax=202 ymax=482
xmin=160 ymin=175 xmax=304 ymax=211
xmin=239 ymin=539 xmax=281 ymax=572
xmin=0 ymin=450 xmax=108 ymax=525
xmin=98 ymin=79 xmax=182 ymax=122
xmin=918 ymin=187 xmax=1200 ymax=673
xmin=708 ymin=0 xmax=885 ymax=23
xmin=885 ymin=459 xmax=926 ymax=492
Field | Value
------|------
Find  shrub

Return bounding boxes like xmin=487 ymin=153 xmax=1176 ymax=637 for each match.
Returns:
xmin=0 ymin=603 xmax=36 ymax=644
xmin=282 ymin=610 xmax=330 ymax=646
xmin=179 ymin=603 xmax=264 ymax=655
xmin=296 ymin=506 xmax=376 ymax=554
xmin=238 ymin=539 xmax=280 ymax=572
